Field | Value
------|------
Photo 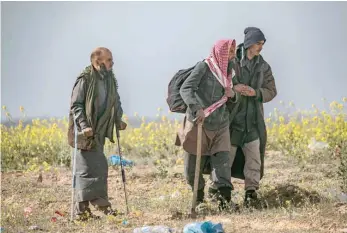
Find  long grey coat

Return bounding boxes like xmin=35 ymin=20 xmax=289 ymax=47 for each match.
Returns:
xmin=228 ymin=45 xmax=277 ymax=179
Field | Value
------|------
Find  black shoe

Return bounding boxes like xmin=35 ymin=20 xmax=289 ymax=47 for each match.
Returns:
xmin=217 ymin=187 xmax=241 ymax=212
xmin=217 ymin=187 xmax=232 ymax=211
xmin=244 ymin=190 xmax=259 ymax=208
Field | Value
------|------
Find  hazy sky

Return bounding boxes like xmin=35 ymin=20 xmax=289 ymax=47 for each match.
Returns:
xmin=2 ymin=1 xmax=347 ymax=119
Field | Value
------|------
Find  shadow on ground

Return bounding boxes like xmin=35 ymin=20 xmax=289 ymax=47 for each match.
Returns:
xmin=259 ymin=184 xmax=322 ymax=209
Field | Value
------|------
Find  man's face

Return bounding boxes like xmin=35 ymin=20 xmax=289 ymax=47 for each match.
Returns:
xmin=228 ymin=46 xmax=236 ymax=60
xmin=248 ymin=40 xmax=265 ymax=56
xmin=99 ymin=51 xmax=114 ymax=71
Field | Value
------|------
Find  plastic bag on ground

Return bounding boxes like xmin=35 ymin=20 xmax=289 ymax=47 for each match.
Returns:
xmin=183 ymin=221 xmax=224 ymax=233
xmin=108 ymin=155 xmax=134 ymax=167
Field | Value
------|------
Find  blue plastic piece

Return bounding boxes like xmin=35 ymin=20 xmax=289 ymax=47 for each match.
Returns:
xmin=108 ymin=155 xmax=134 ymax=167
xmin=183 ymin=221 xmax=224 ymax=233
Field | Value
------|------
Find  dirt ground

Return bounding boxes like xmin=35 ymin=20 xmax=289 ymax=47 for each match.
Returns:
xmin=1 ymin=151 xmax=347 ymax=233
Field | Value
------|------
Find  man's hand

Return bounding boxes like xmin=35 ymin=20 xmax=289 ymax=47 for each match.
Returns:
xmin=233 ymin=84 xmax=247 ymax=93
xmin=234 ymin=84 xmax=256 ymax=97
xmin=225 ymin=87 xmax=235 ymax=98
xmin=82 ymin=127 xmax=93 ymax=137
xmin=241 ymin=86 xmax=256 ymax=97
xmin=118 ymin=121 xmax=127 ymax=130
xmin=194 ymin=109 xmax=205 ymax=124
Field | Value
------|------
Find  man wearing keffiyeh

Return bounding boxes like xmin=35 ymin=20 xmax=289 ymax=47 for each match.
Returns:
xmin=178 ymin=39 xmax=241 ymax=210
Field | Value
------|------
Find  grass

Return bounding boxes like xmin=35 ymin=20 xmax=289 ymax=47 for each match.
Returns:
xmin=1 ymin=100 xmax=347 ymax=232
xmin=1 ymin=151 xmax=347 ymax=233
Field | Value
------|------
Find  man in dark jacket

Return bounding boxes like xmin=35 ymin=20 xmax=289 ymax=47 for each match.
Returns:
xmin=178 ymin=40 xmax=241 ymax=210
xmin=227 ymin=27 xmax=277 ymax=207
xmin=68 ymin=47 xmax=127 ymax=221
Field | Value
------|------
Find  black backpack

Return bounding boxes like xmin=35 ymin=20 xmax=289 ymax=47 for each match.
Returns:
xmin=166 ymin=61 xmax=202 ymax=113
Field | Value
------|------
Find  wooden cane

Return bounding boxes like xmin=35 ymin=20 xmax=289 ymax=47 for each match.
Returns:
xmin=190 ymin=122 xmax=203 ymax=218
xmin=70 ymin=114 xmax=79 ymax=222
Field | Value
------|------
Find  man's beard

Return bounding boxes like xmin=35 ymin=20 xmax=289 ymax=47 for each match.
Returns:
xmin=99 ymin=64 xmax=112 ymax=78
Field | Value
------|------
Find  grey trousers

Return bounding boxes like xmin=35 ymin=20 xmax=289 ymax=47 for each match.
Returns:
xmin=230 ymin=139 xmax=261 ymax=191
xmin=184 ymin=151 xmax=232 ymax=191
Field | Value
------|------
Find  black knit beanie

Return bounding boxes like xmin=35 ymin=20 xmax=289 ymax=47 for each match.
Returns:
xmin=243 ymin=27 xmax=266 ymax=49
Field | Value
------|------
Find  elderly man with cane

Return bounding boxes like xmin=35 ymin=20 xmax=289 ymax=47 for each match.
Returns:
xmin=178 ymin=39 xmax=240 ymax=212
xmin=68 ymin=47 xmax=127 ymax=221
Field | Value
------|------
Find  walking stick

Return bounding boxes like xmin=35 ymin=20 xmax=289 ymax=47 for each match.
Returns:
xmin=70 ymin=114 xmax=78 ymax=222
xmin=116 ymin=128 xmax=130 ymax=215
xmin=190 ymin=122 xmax=203 ymax=218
